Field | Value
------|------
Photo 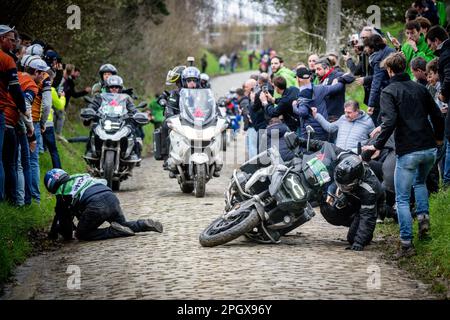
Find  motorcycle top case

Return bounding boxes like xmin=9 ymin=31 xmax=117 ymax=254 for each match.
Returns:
xmin=153 ymin=128 xmax=163 ymax=160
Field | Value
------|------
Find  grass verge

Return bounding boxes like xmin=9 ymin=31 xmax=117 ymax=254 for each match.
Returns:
xmin=375 ymin=188 xmax=450 ymax=299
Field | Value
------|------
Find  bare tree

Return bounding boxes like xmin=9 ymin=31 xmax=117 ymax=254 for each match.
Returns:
xmin=326 ymin=0 xmax=342 ymax=54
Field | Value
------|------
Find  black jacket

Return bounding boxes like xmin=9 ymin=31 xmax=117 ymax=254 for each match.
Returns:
xmin=346 ymin=53 xmax=373 ymax=105
xmin=320 ymin=68 xmax=345 ymax=120
xmin=374 ymin=73 xmax=445 ymax=156
xmin=238 ymin=96 xmax=252 ymax=130
xmin=265 ymin=86 xmax=300 ymax=131
xmin=436 ymin=38 xmax=450 ymax=140
xmin=63 ymin=76 xmax=89 ymax=107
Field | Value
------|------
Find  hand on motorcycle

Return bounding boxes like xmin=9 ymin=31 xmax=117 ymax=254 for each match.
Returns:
xmin=346 ymin=243 xmax=364 ymax=251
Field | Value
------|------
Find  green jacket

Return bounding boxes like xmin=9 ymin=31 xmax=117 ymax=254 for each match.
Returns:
xmin=273 ymin=66 xmax=298 ymax=99
xmin=437 ymin=1 xmax=447 ymax=27
xmin=56 ymin=174 xmax=107 ymax=204
xmin=148 ymin=98 xmax=164 ymax=123
xmin=401 ymin=34 xmax=435 ymax=79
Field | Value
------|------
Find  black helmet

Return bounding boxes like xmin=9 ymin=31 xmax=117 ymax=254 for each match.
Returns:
xmin=334 ymin=155 xmax=364 ymax=192
xmin=99 ymin=63 xmax=117 ymax=81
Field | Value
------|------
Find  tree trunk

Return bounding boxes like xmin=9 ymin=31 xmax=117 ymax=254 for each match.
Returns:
xmin=326 ymin=0 xmax=341 ymax=54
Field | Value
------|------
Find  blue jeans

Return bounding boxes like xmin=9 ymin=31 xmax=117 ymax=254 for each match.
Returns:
xmin=30 ymin=122 xmax=41 ymax=202
xmin=0 ymin=111 xmax=5 ymax=201
xmin=17 ymin=132 xmax=32 ymax=206
xmin=42 ymin=126 xmax=62 ymax=169
xmin=394 ymin=148 xmax=437 ymax=242
xmin=443 ymin=141 xmax=450 ymax=185
xmin=3 ymin=126 xmax=18 ymax=204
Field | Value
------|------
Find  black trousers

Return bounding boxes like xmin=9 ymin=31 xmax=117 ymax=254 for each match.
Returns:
xmin=75 ymin=191 xmax=148 ymax=240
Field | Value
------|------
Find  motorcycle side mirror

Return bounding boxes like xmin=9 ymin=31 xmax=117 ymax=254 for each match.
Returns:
xmin=80 ymin=107 xmax=97 ymax=120
xmin=133 ymin=112 xmax=150 ymax=125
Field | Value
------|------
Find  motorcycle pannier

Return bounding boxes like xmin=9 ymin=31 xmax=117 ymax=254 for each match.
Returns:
xmin=153 ymin=128 xmax=163 ymax=160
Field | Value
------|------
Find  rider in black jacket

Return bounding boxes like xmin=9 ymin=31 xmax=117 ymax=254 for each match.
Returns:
xmin=292 ymin=136 xmax=385 ymax=251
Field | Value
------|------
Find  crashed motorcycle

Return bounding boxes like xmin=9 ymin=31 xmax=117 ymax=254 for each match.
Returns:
xmin=80 ymin=93 xmax=149 ymax=191
xmin=199 ymin=128 xmax=333 ymax=247
xmin=165 ymin=88 xmax=228 ymax=197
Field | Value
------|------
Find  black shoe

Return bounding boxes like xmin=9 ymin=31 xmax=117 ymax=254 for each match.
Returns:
xmin=213 ymin=171 xmax=221 ymax=177
xmin=393 ymin=243 xmax=416 ymax=260
xmin=110 ymin=222 xmax=135 ymax=237
xmin=136 ymin=161 xmax=141 ymax=167
xmin=418 ymin=216 xmax=430 ymax=240
xmin=141 ymin=219 xmax=163 ymax=233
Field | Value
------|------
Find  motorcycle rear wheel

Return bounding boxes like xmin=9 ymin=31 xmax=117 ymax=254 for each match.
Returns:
xmin=199 ymin=208 xmax=260 ymax=247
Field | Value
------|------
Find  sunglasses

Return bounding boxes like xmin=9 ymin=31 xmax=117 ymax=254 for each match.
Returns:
xmin=186 ymin=79 xmax=196 ymax=83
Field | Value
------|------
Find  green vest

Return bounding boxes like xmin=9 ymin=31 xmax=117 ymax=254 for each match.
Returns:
xmin=56 ymin=174 xmax=107 ymax=204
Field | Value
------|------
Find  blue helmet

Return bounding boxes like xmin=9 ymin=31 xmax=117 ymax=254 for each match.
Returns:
xmin=181 ymin=66 xmax=201 ymax=87
xmin=44 ymin=169 xmax=70 ymax=194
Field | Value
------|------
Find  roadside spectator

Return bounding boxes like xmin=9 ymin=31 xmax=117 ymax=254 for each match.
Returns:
xmin=308 ymin=54 xmax=319 ymax=84
xmin=364 ymin=34 xmax=396 ymax=125
xmin=219 ymin=53 xmax=228 ymax=73
xmin=200 ymin=54 xmax=207 ymax=73
xmin=416 ymin=16 xmax=432 ymax=35
xmin=405 ymin=7 xmax=420 ymax=23
xmin=312 ymin=100 xmax=374 ymax=152
xmin=293 ymin=67 xmax=355 ymax=141
xmin=327 ymin=52 xmax=343 ymax=72
xmin=344 ymin=32 xmax=373 ymax=107
xmin=363 ymin=53 xmax=444 ymax=258
xmin=16 ymin=57 xmax=40 ymax=207
xmin=411 ymin=56 xmax=429 ymax=85
xmin=315 ymin=58 xmax=345 ymax=123
xmin=248 ymin=50 xmax=256 ymax=70
xmin=426 ymin=25 xmax=450 ymax=186
xmin=238 ymin=84 xmax=257 ymax=159
xmin=0 ymin=25 xmax=27 ymax=202
xmin=401 ymin=20 xmax=435 ymax=79
xmin=413 ymin=0 xmax=439 ymax=26
xmin=261 ymin=76 xmax=300 ymax=132
xmin=230 ymin=52 xmax=238 ymax=73
xmin=263 ymin=117 xmax=294 ymax=161
xmin=270 ymin=56 xmax=297 ymax=99
xmin=43 ymin=69 xmax=63 ymax=169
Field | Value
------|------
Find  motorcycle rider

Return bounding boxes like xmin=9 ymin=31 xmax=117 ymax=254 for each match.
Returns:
xmin=91 ymin=63 xmax=117 ymax=96
xmin=44 ymin=169 xmax=163 ymax=241
xmin=159 ymin=65 xmax=186 ymax=167
xmin=85 ymin=75 xmax=141 ymax=161
xmin=199 ymin=73 xmax=211 ymax=88
xmin=287 ymin=134 xmax=385 ymax=251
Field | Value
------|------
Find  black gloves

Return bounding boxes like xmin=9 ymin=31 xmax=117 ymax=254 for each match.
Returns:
xmin=346 ymin=242 xmax=364 ymax=251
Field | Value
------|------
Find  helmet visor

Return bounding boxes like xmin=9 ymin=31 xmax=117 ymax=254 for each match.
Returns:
xmin=336 ymin=180 xmax=358 ymax=193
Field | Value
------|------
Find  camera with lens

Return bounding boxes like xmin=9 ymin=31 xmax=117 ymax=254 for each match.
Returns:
xmin=262 ymin=84 xmax=269 ymax=93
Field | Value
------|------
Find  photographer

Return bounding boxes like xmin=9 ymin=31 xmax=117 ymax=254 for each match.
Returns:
xmin=343 ymin=34 xmax=373 ymax=107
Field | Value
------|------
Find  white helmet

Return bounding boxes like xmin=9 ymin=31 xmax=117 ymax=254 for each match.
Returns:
xmin=25 ymin=44 xmax=44 ymax=57
xmin=105 ymin=75 xmax=124 ymax=89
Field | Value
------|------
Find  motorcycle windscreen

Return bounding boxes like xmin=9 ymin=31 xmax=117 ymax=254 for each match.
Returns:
xmin=179 ymin=89 xmax=216 ymax=125
xmin=98 ymin=93 xmax=128 ymax=117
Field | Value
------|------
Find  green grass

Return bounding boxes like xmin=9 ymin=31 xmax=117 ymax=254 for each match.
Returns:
xmin=375 ymin=188 xmax=450 ymax=298
xmin=0 ymin=120 xmax=89 ymax=285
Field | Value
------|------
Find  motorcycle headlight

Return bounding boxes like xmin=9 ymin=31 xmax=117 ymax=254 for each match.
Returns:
xmin=104 ymin=120 xmax=112 ymax=131
xmin=282 ymin=173 xmax=307 ymax=202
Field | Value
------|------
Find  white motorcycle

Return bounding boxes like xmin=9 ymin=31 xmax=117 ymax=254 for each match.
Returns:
xmin=166 ymin=88 xmax=228 ymax=197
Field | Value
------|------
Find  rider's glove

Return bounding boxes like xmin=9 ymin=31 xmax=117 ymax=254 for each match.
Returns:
xmin=346 ymin=242 xmax=364 ymax=251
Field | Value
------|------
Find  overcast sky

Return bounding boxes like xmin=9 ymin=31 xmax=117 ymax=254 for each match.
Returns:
xmin=213 ymin=0 xmax=282 ymax=25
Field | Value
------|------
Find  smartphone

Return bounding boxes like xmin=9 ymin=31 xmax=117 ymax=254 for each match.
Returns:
xmin=387 ymin=32 xmax=394 ymax=43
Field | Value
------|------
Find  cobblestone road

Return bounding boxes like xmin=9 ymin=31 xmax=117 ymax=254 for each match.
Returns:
xmin=1 ymin=72 xmax=435 ymax=300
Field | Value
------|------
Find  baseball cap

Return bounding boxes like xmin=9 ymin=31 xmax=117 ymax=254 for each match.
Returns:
xmin=296 ymin=67 xmax=311 ymax=79
xmin=25 ymin=44 xmax=44 ymax=57
xmin=0 ymin=25 xmax=14 ymax=36
xmin=29 ymin=58 xmax=50 ymax=72
xmin=21 ymin=54 xmax=40 ymax=68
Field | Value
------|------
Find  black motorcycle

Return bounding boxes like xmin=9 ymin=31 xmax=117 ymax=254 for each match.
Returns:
xmin=199 ymin=127 xmax=333 ymax=247
xmin=80 ymin=93 xmax=149 ymax=191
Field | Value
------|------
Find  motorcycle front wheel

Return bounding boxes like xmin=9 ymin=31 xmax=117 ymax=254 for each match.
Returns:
xmin=104 ymin=150 xmax=116 ymax=189
xmin=194 ymin=163 xmax=206 ymax=198
xmin=199 ymin=208 xmax=260 ymax=247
